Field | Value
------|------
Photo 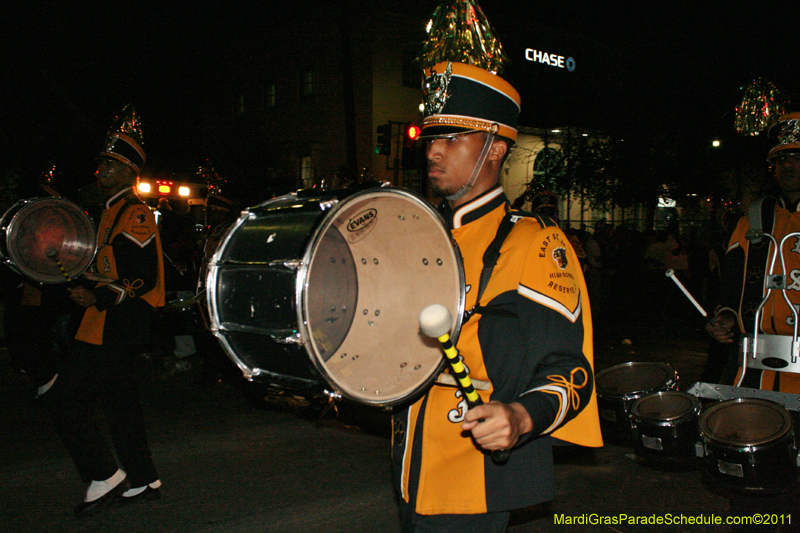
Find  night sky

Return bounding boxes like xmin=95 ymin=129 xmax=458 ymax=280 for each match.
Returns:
xmin=4 ymin=1 xmax=800 ymax=197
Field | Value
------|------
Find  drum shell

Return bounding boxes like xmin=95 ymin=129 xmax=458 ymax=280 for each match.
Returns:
xmin=0 ymin=198 xmax=96 ymax=284
xmin=208 ymin=194 xmax=344 ymax=394
xmin=699 ymin=398 xmax=799 ymax=493
xmin=631 ymin=391 xmax=701 ymax=462
xmin=206 ymin=188 xmax=465 ymax=407
xmin=595 ymin=362 xmax=679 ymax=440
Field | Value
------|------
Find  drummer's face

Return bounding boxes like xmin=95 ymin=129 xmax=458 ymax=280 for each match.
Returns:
xmin=425 ymin=133 xmax=486 ymax=199
xmin=775 ymin=154 xmax=800 ymax=194
xmin=96 ymin=159 xmax=135 ymax=197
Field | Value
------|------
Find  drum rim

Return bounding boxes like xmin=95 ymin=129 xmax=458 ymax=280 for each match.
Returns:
xmin=297 ymin=186 xmax=466 ymax=406
xmin=631 ymin=390 xmax=702 ymax=422
xmin=595 ymin=361 xmax=679 ymax=399
xmin=1 ymin=197 xmax=97 ymax=284
xmin=699 ymin=397 xmax=793 ymax=448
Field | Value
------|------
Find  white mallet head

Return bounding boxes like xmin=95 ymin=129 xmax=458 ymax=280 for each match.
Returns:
xmin=419 ymin=304 xmax=453 ymax=338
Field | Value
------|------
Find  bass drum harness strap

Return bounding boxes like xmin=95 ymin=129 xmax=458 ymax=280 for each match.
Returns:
xmin=464 ymin=209 xmax=557 ymax=323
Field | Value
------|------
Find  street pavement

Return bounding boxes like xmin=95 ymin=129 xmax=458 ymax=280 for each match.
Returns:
xmin=0 ymin=317 xmax=793 ymax=533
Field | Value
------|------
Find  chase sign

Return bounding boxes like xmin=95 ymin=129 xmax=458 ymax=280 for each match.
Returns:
xmin=525 ymin=49 xmax=576 ymax=72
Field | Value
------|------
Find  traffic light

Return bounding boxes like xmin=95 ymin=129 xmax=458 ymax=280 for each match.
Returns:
xmin=402 ymin=124 xmax=422 ymax=169
xmin=375 ymin=123 xmax=392 ymax=155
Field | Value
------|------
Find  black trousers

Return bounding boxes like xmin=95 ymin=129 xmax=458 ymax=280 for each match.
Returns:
xmin=399 ymin=499 xmax=510 ymax=533
xmin=42 ymin=341 xmax=158 ymax=488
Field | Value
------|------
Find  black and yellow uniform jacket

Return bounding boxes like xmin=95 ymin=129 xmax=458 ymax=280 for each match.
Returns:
xmin=75 ymin=186 xmax=165 ymax=346
xmin=393 ymin=186 xmax=602 ymax=515
xmin=718 ymin=195 xmax=800 ymax=392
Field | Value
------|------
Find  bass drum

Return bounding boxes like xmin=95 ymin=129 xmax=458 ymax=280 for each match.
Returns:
xmin=0 ymin=197 xmax=96 ymax=284
xmin=206 ymin=187 xmax=465 ymax=407
xmin=699 ymin=398 xmax=798 ymax=493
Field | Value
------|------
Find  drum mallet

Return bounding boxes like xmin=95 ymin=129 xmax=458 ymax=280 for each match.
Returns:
xmin=46 ymin=247 xmax=73 ymax=284
xmin=665 ymin=269 xmax=716 ymax=326
xmin=419 ymin=304 xmax=509 ymax=464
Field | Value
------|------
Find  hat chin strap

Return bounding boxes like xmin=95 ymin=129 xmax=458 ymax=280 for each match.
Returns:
xmin=445 ymin=132 xmax=496 ymax=202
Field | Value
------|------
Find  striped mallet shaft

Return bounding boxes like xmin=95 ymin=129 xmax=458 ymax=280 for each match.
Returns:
xmin=436 ymin=333 xmax=482 ymax=408
xmin=419 ymin=304 xmax=509 ymax=464
xmin=45 ymin=248 xmax=72 ymax=283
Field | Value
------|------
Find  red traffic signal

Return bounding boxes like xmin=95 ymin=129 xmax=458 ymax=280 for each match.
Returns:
xmin=405 ymin=124 xmax=421 ymax=141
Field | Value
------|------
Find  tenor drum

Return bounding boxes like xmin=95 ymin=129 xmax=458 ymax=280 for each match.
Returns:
xmin=0 ymin=197 xmax=96 ymax=284
xmin=206 ymin=187 xmax=465 ymax=407
xmin=595 ymin=362 xmax=679 ymax=440
xmin=630 ymin=391 xmax=702 ymax=462
xmin=699 ymin=398 xmax=798 ymax=493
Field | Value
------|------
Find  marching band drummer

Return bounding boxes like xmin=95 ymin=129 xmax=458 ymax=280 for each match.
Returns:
xmin=706 ymin=112 xmax=800 ymax=532
xmin=40 ymin=108 xmax=166 ymax=518
xmin=706 ymin=112 xmax=800 ymax=394
xmin=392 ymin=62 xmax=602 ymax=533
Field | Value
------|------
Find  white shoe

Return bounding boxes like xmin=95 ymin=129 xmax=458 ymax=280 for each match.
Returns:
xmin=35 ymin=374 xmax=58 ymax=398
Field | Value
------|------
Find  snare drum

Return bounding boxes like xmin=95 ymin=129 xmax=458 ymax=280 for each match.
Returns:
xmin=0 ymin=197 xmax=96 ymax=284
xmin=595 ymin=362 xmax=679 ymax=440
xmin=699 ymin=398 xmax=798 ymax=493
xmin=206 ymin=187 xmax=465 ymax=407
xmin=631 ymin=391 xmax=702 ymax=462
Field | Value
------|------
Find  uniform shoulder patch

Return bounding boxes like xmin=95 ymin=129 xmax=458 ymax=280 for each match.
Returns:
xmin=121 ymin=204 xmax=157 ymax=247
xmin=515 ymin=222 xmax=582 ymax=322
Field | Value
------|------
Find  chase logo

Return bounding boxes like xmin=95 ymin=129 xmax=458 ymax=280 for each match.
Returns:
xmin=347 ymin=209 xmax=377 ymax=232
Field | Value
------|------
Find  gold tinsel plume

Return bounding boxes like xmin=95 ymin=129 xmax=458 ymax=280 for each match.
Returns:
xmin=417 ymin=0 xmax=509 ymax=74
xmin=734 ymin=79 xmax=787 ymax=136
xmin=106 ymin=103 xmax=145 ymax=146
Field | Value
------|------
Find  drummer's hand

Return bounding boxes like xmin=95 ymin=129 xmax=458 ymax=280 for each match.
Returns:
xmin=705 ymin=310 xmax=737 ymax=343
xmin=68 ymin=286 xmax=97 ymax=308
xmin=462 ymin=401 xmax=532 ymax=451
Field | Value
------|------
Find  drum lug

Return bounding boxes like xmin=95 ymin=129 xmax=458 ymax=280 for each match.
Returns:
xmin=323 ymin=389 xmax=342 ymax=401
xmin=273 ymin=332 xmax=304 ymax=345
xmin=279 ymin=260 xmax=302 ymax=271
xmin=695 ymin=441 xmax=705 ymax=458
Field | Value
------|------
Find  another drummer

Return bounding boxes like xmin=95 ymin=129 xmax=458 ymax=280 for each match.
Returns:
xmin=39 ymin=107 xmax=166 ymax=517
xmin=392 ymin=61 xmax=602 ymax=533
xmin=706 ymin=112 xmax=800 ymax=393
xmin=706 ymin=112 xmax=800 ymax=531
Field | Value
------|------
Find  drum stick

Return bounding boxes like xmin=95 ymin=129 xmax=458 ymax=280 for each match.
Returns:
xmin=419 ymin=304 xmax=509 ymax=464
xmin=665 ymin=269 xmax=715 ymax=326
xmin=46 ymin=248 xmax=73 ymax=284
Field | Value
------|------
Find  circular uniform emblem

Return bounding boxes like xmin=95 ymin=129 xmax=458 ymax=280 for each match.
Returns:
xmin=552 ymin=247 xmax=568 ymax=270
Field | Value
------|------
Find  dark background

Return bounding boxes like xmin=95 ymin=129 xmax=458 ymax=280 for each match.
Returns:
xmin=3 ymin=1 xmax=799 ymax=198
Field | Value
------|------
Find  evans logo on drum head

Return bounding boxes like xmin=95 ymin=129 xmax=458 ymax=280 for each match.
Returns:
xmin=347 ymin=208 xmax=377 ymax=233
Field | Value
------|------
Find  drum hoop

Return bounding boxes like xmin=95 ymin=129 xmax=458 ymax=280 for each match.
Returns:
xmin=2 ymin=197 xmax=97 ymax=284
xmin=596 ymin=361 xmax=678 ymax=399
xmin=699 ymin=398 xmax=793 ymax=448
xmin=631 ymin=391 xmax=702 ymax=423
xmin=296 ymin=187 xmax=466 ymax=405
xmin=206 ymin=205 xmax=250 ymax=331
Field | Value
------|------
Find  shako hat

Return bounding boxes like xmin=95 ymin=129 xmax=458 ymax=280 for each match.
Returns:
xmin=99 ymin=105 xmax=146 ymax=175
xmin=420 ymin=61 xmax=521 ymax=142
xmin=767 ymin=112 xmax=800 ymax=162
